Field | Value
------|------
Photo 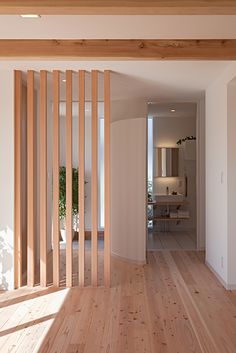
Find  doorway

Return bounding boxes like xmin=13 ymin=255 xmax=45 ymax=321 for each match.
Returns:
xmin=147 ymin=102 xmax=199 ymax=251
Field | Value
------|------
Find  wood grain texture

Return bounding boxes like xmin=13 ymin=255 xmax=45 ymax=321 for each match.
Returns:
xmin=66 ymin=70 xmax=73 ymax=288
xmin=1 ymin=40 xmax=236 ymax=60
xmin=0 ymin=1 xmax=236 ymax=14
xmin=78 ymin=70 xmax=85 ymax=287
xmin=14 ymin=70 xmax=22 ymax=289
xmin=52 ymin=70 xmax=60 ymax=287
xmin=39 ymin=70 xmax=47 ymax=287
xmin=27 ymin=70 xmax=35 ymax=287
xmin=104 ymin=70 xmax=110 ymax=287
xmin=2 ymin=251 xmax=236 ymax=352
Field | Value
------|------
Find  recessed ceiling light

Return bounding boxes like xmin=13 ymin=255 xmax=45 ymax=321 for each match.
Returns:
xmin=62 ymin=79 xmax=66 ymax=83
xmin=20 ymin=14 xmax=41 ymax=18
xmin=171 ymin=109 xmax=176 ymax=112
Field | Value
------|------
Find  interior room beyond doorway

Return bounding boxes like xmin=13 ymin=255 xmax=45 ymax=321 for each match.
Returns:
xmin=147 ymin=102 xmax=197 ymax=251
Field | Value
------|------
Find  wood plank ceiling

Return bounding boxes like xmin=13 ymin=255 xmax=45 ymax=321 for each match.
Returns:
xmin=0 ymin=1 xmax=236 ymax=15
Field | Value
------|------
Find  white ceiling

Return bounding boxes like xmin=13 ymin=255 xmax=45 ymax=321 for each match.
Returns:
xmin=148 ymin=102 xmax=197 ymax=118
xmin=0 ymin=15 xmax=236 ymax=39
xmin=109 ymin=62 xmax=230 ymax=102
xmin=6 ymin=60 xmax=231 ymax=102
xmin=0 ymin=15 xmax=235 ymax=102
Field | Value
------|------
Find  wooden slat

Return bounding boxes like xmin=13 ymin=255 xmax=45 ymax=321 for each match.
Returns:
xmin=27 ymin=70 xmax=35 ymax=287
xmin=78 ymin=70 xmax=85 ymax=287
xmin=14 ymin=70 xmax=22 ymax=289
xmin=104 ymin=70 xmax=110 ymax=288
xmin=53 ymin=70 xmax=60 ymax=287
xmin=66 ymin=70 xmax=73 ymax=288
xmin=2 ymin=40 xmax=236 ymax=60
xmin=91 ymin=70 xmax=98 ymax=286
xmin=0 ymin=1 xmax=236 ymax=15
xmin=39 ymin=70 xmax=47 ymax=287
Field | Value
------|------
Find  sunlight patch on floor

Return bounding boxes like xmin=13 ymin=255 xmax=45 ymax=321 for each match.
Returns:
xmin=0 ymin=288 xmax=70 ymax=353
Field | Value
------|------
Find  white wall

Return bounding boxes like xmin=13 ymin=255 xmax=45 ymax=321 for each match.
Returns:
xmin=196 ymin=98 xmax=206 ymax=250
xmin=206 ymin=76 xmax=228 ymax=284
xmin=111 ymin=116 xmax=147 ymax=264
xmin=0 ymin=70 xmax=14 ymax=290
xmin=227 ymin=79 xmax=236 ymax=287
xmin=111 ymin=98 xmax=147 ymax=122
xmin=206 ymin=62 xmax=236 ymax=289
xmin=153 ymin=115 xmax=196 ymax=148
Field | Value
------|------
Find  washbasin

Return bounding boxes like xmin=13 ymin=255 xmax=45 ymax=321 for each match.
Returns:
xmin=155 ymin=193 xmax=184 ymax=203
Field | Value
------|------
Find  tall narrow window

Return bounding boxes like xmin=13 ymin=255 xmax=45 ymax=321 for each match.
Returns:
xmin=99 ymin=117 xmax=104 ymax=229
xmin=147 ymin=117 xmax=153 ymax=228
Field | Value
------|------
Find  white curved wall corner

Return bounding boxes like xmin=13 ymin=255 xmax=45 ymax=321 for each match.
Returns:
xmin=111 ymin=117 xmax=147 ymax=264
xmin=111 ymin=98 xmax=148 ymax=123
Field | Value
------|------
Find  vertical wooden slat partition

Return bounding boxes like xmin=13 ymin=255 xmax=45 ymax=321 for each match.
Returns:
xmin=53 ymin=70 xmax=60 ymax=287
xmin=14 ymin=70 xmax=22 ymax=289
xmin=104 ymin=70 xmax=111 ymax=287
xmin=27 ymin=70 xmax=35 ymax=287
xmin=66 ymin=70 xmax=73 ymax=287
xmin=78 ymin=70 xmax=85 ymax=287
xmin=91 ymin=70 xmax=98 ymax=286
xmin=39 ymin=70 xmax=48 ymax=287
xmin=14 ymin=69 xmax=111 ymax=289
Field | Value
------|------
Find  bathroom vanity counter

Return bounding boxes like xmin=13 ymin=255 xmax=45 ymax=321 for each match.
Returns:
xmin=147 ymin=197 xmax=190 ymax=226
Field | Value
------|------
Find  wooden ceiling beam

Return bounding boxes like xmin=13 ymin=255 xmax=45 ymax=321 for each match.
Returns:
xmin=1 ymin=39 xmax=236 ymax=60
xmin=0 ymin=1 xmax=236 ymax=15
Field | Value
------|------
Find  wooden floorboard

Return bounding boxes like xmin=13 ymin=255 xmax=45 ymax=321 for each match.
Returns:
xmin=147 ymin=231 xmax=196 ymax=251
xmin=0 ymin=250 xmax=236 ymax=353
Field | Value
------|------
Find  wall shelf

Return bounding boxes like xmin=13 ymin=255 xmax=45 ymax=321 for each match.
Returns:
xmin=149 ymin=216 xmax=190 ymax=221
xmin=147 ymin=198 xmax=190 ymax=232
xmin=157 ymin=201 xmax=187 ymax=206
xmin=148 ymin=201 xmax=188 ymax=206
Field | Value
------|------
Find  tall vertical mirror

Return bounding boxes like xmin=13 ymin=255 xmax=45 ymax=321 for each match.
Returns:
xmin=154 ymin=147 xmax=179 ymax=177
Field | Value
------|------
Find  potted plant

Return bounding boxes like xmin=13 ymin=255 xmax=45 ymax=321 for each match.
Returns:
xmin=59 ymin=166 xmax=79 ymax=242
xmin=176 ymin=135 xmax=196 ymax=161
xmin=176 ymin=135 xmax=196 ymax=145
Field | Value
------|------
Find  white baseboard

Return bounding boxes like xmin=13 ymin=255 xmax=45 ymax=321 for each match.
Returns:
xmin=206 ymin=261 xmax=236 ymax=291
xmin=111 ymin=252 xmax=146 ymax=265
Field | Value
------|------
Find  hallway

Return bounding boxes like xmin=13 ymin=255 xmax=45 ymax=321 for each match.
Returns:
xmin=1 ymin=251 xmax=236 ymax=353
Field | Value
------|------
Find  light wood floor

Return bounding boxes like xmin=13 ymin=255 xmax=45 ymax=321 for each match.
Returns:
xmin=147 ymin=231 xmax=196 ymax=250
xmin=1 ymin=251 xmax=236 ymax=353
